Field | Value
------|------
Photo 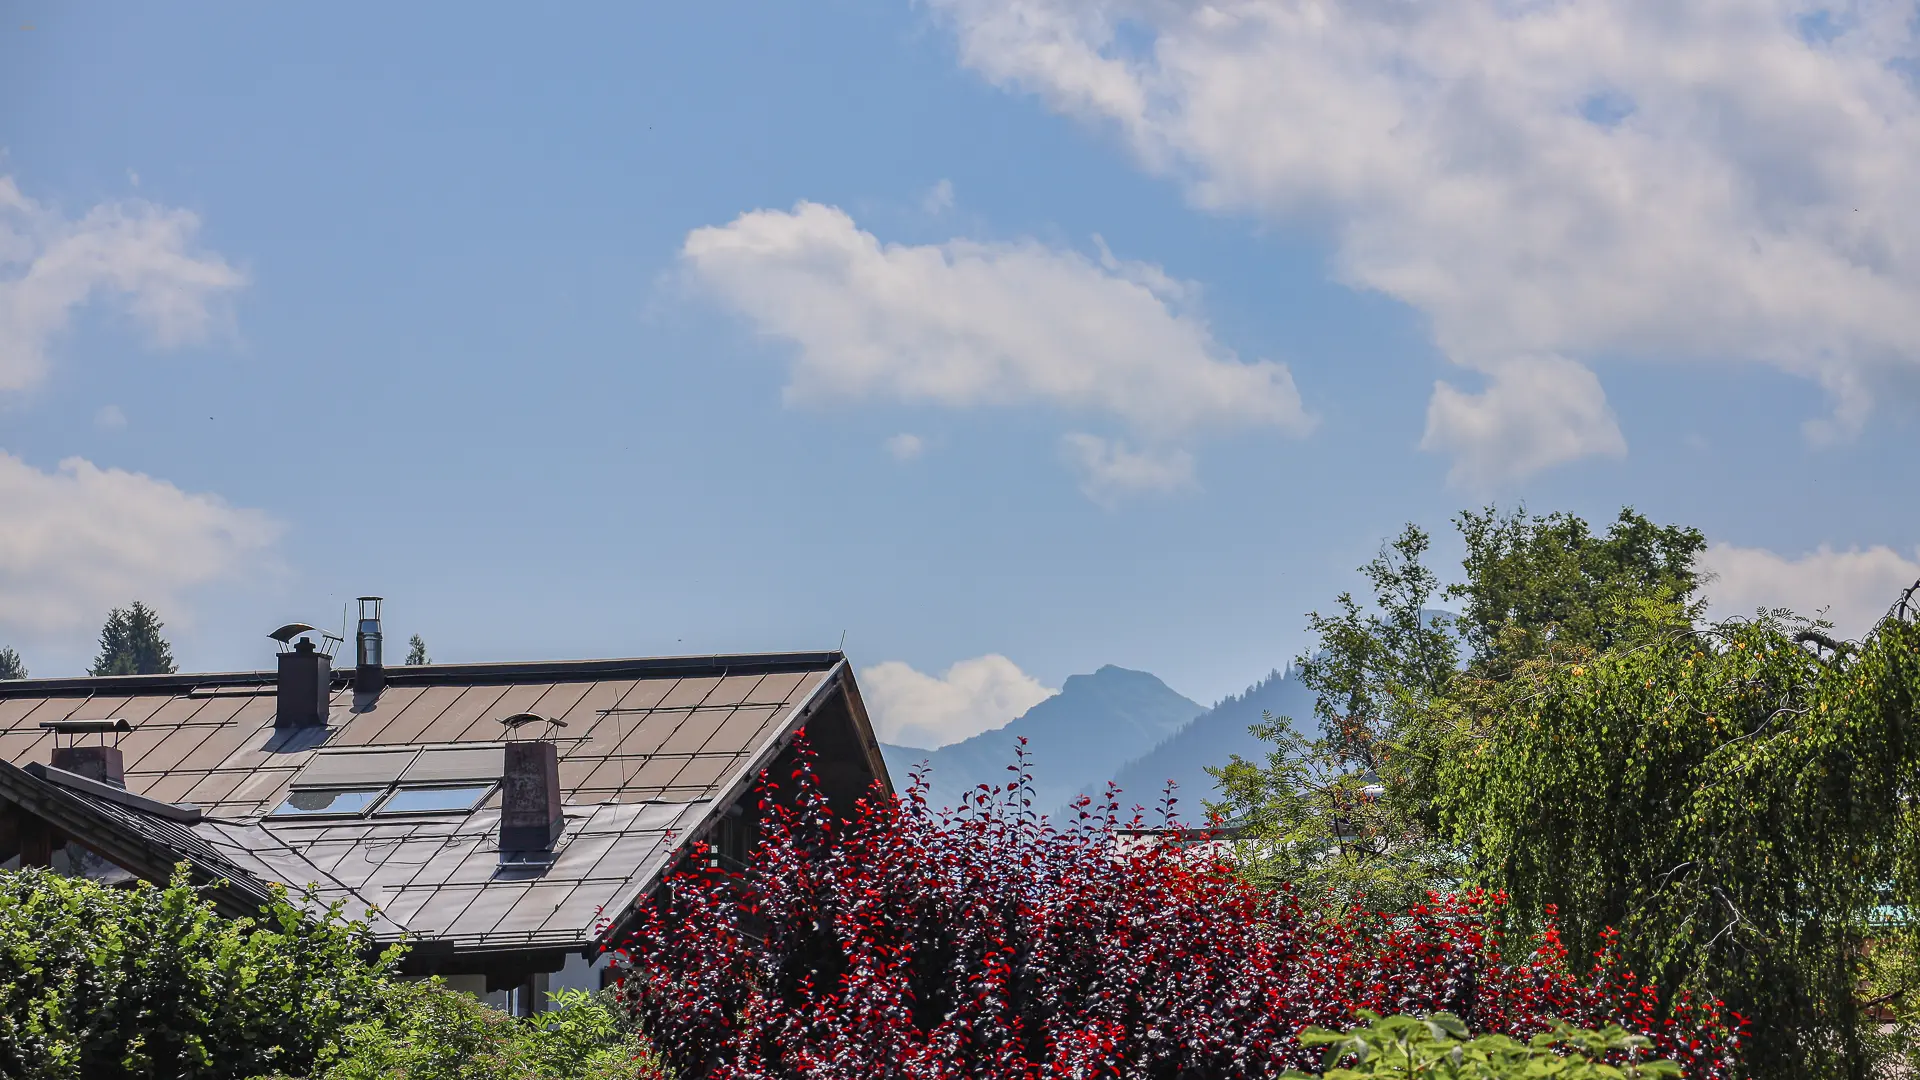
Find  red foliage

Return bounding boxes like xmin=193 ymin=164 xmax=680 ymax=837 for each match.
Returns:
xmin=615 ymin=740 xmax=1745 ymax=1079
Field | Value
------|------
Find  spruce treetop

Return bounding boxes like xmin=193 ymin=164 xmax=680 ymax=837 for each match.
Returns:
xmin=90 ymin=601 xmax=177 ymax=677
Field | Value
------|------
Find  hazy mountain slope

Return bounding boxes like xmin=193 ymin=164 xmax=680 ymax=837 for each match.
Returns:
xmin=879 ymin=665 xmax=1201 ymax=814
xmin=1087 ymin=668 xmax=1315 ymax=821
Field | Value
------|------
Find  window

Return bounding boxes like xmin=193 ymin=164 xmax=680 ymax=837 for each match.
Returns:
xmin=270 ymin=788 xmax=383 ymax=818
xmin=402 ymin=747 xmax=503 ymax=783
xmin=374 ymin=784 xmax=494 ymax=816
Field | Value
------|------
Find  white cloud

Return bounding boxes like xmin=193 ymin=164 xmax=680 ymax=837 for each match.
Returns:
xmin=1700 ymin=542 xmax=1920 ymax=639
xmin=0 ymin=452 xmax=282 ymax=640
xmin=860 ymin=654 xmax=1058 ymax=749
xmin=923 ymin=178 xmax=956 ymax=215
xmin=0 ymin=175 xmax=246 ymax=392
xmin=93 ymin=403 xmax=127 ymax=431
xmin=681 ymin=201 xmax=1313 ymax=443
xmin=885 ymin=432 xmax=926 ymax=461
xmin=1059 ymin=432 xmax=1194 ymax=504
xmin=1420 ymin=356 xmax=1626 ymax=488
xmin=931 ymin=0 xmax=1920 ymax=480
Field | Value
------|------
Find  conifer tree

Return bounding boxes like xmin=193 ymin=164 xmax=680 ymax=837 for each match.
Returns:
xmin=89 ymin=602 xmax=177 ymax=676
xmin=405 ymin=634 xmax=429 ymax=666
xmin=0 ymin=646 xmax=24 ymax=680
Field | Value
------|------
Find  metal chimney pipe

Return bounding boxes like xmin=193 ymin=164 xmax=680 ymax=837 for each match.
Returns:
xmin=354 ymin=596 xmax=385 ymax=695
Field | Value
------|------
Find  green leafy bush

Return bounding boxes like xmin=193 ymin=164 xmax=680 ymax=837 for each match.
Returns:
xmin=1289 ymin=1012 xmax=1682 ymax=1080
xmin=309 ymin=981 xmax=650 ymax=1080
xmin=0 ymin=865 xmax=399 ymax=1080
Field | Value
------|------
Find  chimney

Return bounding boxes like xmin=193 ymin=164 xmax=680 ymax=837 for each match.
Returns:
xmin=276 ymin=638 xmax=332 ymax=729
xmin=43 ymin=718 xmax=132 ymax=787
xmin=354 ymin=596 xmax=385 ymax=695
xmin=51 ymin=745 xmax=126 ymax=787
xmin=501 ymin=741 xmax=562 ymax=852
xmin=499 ymin=713 xmax=568 ymax=853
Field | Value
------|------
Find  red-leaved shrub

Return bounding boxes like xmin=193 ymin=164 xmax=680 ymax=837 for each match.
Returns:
xmin=615 ymin=741 xmax=1745 ymax=1079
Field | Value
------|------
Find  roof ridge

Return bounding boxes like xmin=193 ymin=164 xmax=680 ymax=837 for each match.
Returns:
xmin=0 ymin=649 xmax=847 ymax=696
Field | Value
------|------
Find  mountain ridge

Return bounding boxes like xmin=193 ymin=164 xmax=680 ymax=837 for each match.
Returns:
xmin=879 ymin=664 xmax=1201 ymax=814
xmin=1080 ymin=667 xmax=1313 ymax=822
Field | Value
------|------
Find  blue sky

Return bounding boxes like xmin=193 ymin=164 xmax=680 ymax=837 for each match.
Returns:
xmin=3 ymin=1 xmax=1918 ymax=747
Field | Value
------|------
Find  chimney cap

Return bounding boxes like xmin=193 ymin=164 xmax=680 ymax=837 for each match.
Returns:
xmin=270 ymin=622 xmax=342 ymax=657
xmin=499 ymin=712 xmax=568 ymax=736
xmin=41 ymin=718 xmax=132 ymax=735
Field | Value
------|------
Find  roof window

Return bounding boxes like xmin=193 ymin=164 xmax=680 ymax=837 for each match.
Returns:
xmin=271 ymin=743 xmax=510 ymax=822
xmin=270 ymin=788 xmax=384 ymax=818
xmin=374 ymin=784 xmax=494 ymax=816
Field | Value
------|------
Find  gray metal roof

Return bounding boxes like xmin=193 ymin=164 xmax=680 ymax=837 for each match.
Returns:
xmin=0 ymin=651 xmax=884 ymax=956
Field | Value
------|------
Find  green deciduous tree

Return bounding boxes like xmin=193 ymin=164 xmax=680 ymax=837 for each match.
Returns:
xmin=1440 ymin=598 xmax=1920 ymax=1079
xmin=1449 ymin=506 xmax=1705 ymax=678
xmin=0 ymin=648 xmax=23 ymax=680
xmin=0 ymin=866 xmax=398 ymax=1080
xmin=312 ymin=982 xmax=649 ymax=1080
xmin=1212 ymin=509 xmax=1701 ymax=911
xmin=1210 ymin=525 xmax=1462 ymax=910
xmin=89 ymin=601 xmax=176 ymax=676
xmin=1214 ymin=506 xmax=1919 ymax=1078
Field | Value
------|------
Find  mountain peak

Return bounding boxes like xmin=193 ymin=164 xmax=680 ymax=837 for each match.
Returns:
xmin=879 ymin=665 xmax=1201 ymax=813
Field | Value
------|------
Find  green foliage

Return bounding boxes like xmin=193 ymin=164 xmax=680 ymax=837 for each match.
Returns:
xmin=1214 ymin=504 xmax=1920 ymax=1076
xmin=306 ymin=981 xmax=651 ymax=1080
xmin=1449 ymin=507 xmax=1704 ymax=678
xmin=89 ymin=601 xmax=177 ymax=676
xmin=0 ymin=646 xmax=23 ymax=680
xmin=1441 ymin=606 xmax=1920 ymax=1077
xmin=1286 ymin=1012 xmax=1680 ymax=1080
xmin=404 ymin=635 xmax=429 ymax=666
xmin=0 ymin=865 xmax=400 ymax=1080
xmin=1861 ymin=927 xmax=1920 ymax=1070
xmin=1209 ymin=702 xmax=1460 ymax=911
xmin=1210 ymin=523 xmax=1466 ymax=912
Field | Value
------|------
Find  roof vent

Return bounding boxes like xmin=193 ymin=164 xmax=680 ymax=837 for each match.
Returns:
xmin=271 ymin=624 xmax=337 ymax=730
xmin=354 ymin=597 xmax=385 ymax=695
xmin=499 ymin=713 xmax=568 ymax=854
xmin=43 ymin=718 xmax=132 ymax=788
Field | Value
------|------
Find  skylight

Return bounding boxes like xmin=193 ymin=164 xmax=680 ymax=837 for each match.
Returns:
xmin=374 ymin=784 xmax=494 ymax=816
xmin=269 ymin=788 xmax=384 ymax=818
xmin=270 ymin=744 xmax=507 ymax=822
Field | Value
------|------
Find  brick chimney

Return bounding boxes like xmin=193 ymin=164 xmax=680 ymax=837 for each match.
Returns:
xmin=500 ymin=740 xmax=563 ymax=853
xmin=51 ymin=745 xmax=125 ymax=787
xmin=43 ymin=718 xmax=132 ymax=787
xmin=277 ymin=638 xmax=331 ymax=730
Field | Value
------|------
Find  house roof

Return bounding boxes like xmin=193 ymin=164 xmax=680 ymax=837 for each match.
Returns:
xmin=0 ymin=651 xmax=886 ymax=962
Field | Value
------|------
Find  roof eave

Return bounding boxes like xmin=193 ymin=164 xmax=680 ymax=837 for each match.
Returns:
xmin=0 ymin=760 xmax=277 ymax=917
